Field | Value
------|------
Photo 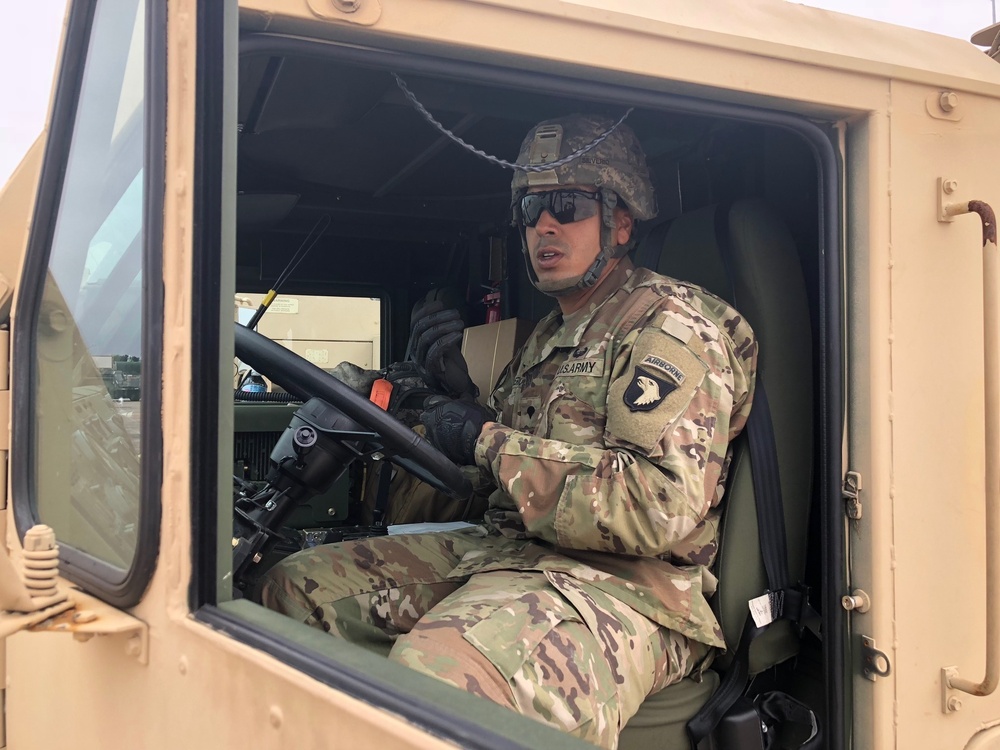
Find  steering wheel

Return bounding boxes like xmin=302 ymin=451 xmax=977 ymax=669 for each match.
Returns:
xmin=234 ymin=323 xmax=472 ymax=500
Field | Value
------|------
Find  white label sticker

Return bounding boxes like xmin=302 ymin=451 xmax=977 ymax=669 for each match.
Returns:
xmin=269 ymin=297 xmax=299 ymax=314
xmin=749 ymin=593 xmax=775 ymax=628
xmin=305 ymin=348 xmax=329 ymax=364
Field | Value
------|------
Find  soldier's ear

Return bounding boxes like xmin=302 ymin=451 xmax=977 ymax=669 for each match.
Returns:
xmin=614 ymin=207 xmax=633 ymax=245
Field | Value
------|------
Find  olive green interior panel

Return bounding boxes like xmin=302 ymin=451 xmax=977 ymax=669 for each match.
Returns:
xmin=233 ymin=402 xmax=350 ymax=523
xmin=647 ymin=200 xmax=814 ymax=673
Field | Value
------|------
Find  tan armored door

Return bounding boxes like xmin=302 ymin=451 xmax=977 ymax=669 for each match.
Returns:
xmin=881 ymin=79 xmax=1000 ymax=748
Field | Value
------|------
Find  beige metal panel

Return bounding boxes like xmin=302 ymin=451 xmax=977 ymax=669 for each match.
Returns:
xmin=236 ymin=0 xmax=1000 ymax=107
xmin=886 ymin=81 xmax=1000 ymax=747
xmin=6 ymin=618 xmax=456 ymax=750
xmin=240 ymin=293 xmax=381 ymax=369
xmin=520 ymin=0 xmax=1000 ymax=92
xmin=240 ymin=294 xmax=380 ymax=343
xmin=278 ymin=339 xmax=374 ymax=371
xmin=967 ymin=725 xmax=1000 ymax=749
xmin=845 ymin=105 xmax=899 ymax=750
xmin=156 ymin=0 xmax=198 ymax=626
xmin=238 ymin=0 xmax=892 ymax=120
xmin=0 ymin=0 xmax=454 ymax=746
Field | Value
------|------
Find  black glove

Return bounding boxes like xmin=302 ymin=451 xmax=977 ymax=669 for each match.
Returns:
xmin=420 ymin=397 xmax=495 ymax=466
xmin=408 ymin=300 xmax=479 ymax=400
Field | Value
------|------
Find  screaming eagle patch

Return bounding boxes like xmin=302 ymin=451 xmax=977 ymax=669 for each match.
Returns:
xmin=623 ymin=366 xmax=677 ymax=412
xmin=607 ymin=326 xmax=708 ymax=454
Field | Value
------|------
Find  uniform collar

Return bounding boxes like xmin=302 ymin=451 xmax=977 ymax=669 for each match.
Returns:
xmin=519 ymin=259 xmax=642 ymax=371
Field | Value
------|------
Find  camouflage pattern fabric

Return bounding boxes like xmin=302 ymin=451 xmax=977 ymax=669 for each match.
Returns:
xmin=510 ymin=114 xmax=657 ymax=221
xmin=260 ymin=528 xmax=707 ymax=749
xmin=261 ymin=258 xmax=756 ymax=747
xmin=471 ymin=258 xmax=756 ymax=648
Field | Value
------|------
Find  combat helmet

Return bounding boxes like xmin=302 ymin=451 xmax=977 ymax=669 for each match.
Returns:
xmin=511 ymin=113 xmax=657 ymax=296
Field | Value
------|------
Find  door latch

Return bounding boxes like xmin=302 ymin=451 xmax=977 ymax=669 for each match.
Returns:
xmin=843 ymin=470 xmax=862 ymax=520
xmin=861 ymin=635 xmax=891 ymax=681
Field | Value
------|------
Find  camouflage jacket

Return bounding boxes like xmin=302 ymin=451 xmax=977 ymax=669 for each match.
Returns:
xmin=458 ymin=259 xmax=757 ymax=647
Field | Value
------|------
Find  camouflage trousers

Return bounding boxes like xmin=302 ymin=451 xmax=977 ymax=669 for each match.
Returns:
xmin=259 ymin=529 xmax=706 ymax=750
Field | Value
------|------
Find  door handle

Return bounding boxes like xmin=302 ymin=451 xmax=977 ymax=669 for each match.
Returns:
xmin=941 ymin=199 xmax=999 ymax=709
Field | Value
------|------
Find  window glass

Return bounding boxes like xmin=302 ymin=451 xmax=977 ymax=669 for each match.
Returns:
xmin=234 ymin=294 xmax=382 ymax=385
xmin=32 ymin=0 xmax=147 ymax=571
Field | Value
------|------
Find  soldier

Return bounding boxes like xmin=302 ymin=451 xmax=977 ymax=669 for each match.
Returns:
xmin=260 ymin=114 xmax=757 ymax=750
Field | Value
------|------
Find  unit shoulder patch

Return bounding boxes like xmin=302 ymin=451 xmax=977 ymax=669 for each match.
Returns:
xmin=607 ymin=327 xmax=709 ymax=455
xmin=638 ymin=354 xmax=686 ymax=385
xmin=623 ymin=366 xmax=677 ymax=412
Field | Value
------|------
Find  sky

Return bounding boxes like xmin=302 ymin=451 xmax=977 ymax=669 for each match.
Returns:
xmin=0 ymin=0 xmax=997 ymax=187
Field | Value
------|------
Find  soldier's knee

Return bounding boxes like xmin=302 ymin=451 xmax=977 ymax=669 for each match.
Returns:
xmin=389 ymin=625 xmax=516 ymax=709
xmin=257 ymin=558 xmax=320 ymax=624
xmin=257 ymin=544 xmax=366 ymax=624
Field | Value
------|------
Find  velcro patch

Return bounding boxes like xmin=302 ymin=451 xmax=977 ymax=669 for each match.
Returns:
xmin=638 ymin=354 xmax=685 ymax=385
xmin=607 ymin=328 xmax=708 ymax=454
xmin=661 ymin=315 xmax=694 ymax=346
xmin=623 ymin=366 xmax=677 ymax=412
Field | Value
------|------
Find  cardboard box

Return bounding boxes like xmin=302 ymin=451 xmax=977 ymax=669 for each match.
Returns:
xmin=462 ymin=318 xmax=535 ymax=403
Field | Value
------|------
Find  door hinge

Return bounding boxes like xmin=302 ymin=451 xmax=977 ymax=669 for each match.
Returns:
xmin=843 ymin=470 xmax=863 ymax=519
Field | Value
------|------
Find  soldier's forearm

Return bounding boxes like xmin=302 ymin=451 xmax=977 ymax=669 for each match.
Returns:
xmin=474 ymin=423 xmax=712 ymax=555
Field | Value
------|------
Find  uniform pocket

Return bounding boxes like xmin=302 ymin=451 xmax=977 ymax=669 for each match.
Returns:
xmin=463 ymin=588 xmax=583 ymax=682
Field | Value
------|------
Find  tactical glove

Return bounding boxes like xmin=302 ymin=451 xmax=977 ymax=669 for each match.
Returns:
xmin=407 ymin=300 xmax=479 ymax=400
xmin=420 ymin=397 xmax=495 ymax=466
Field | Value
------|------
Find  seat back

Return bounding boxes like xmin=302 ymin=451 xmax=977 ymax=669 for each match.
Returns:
xmin=636 ymin=198 xmax=813 ymax=672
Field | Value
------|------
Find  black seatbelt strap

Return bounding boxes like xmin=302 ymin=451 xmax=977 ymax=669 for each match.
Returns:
xmin=686 ymin=205 xmax=813 ymax=747
xmin=687 ymin=614 xmax=765 ymax=745
xmin=747 ymin=382 xmax=788 ymax=593
xmin=687 ymin=385 xmax=794 ymax=746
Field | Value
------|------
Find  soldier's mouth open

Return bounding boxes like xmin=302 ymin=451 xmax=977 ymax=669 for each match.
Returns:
xmin=535 ymin=248 xmax=565 ymax=269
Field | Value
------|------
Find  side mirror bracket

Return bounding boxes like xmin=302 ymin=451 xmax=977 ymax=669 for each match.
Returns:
xmin=0 ymin=524 xmax=148 ymax=664
xmin=0 ymin=524 xmax=74 ymax=637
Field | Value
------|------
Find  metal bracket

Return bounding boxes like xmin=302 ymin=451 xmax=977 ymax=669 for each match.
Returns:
xmin=842 ymin=589 xmax=871 ymax=613
xmin=0 ymin=525 xmax=147 ymax=664
xmin=861 ymin=636 xmax=891 ymax=681
xmin=0 ymin=600 xmax=75 ymax=640
xmin=843 ymin=470 xmax=862 ymax=520
xmin=938 ymin=177 xmax=964 ymax=223
xmin=926 ymin=91 xmax=963 ymax=122
xmin=942 ymin=666 xmax=965 ymax=713
xmin=28 ymin=588 xmax=149 ymax=665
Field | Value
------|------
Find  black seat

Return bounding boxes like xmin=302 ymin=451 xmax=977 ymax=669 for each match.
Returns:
xmin=619 ymin=199 xmax=813 ymax=749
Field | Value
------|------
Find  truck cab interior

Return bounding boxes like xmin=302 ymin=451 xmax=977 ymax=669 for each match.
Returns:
xmin=222 ymin=33 xmax=838 ymax=750
xmin=4 ymin=0 xmax=842 ymax=742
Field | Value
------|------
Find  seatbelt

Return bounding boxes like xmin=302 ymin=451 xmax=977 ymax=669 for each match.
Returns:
xmin=686 ymin=205 xmax=816 ymax=747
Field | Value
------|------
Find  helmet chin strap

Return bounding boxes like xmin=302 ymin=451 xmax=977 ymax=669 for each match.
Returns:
xmin=521 ymin=193 xmax=630 ymax=298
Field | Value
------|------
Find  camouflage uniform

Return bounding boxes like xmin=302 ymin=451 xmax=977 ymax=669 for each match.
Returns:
xmin=261 ymin=258 xmax=756 ymax=749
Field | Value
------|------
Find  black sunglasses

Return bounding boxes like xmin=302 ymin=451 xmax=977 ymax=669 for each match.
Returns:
xmin=518 ymin=189 xmax=602 ymax=228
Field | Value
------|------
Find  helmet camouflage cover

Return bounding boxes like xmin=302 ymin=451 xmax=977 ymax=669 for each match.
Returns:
xmin=511 ymin=114 xmax=657 ymax=295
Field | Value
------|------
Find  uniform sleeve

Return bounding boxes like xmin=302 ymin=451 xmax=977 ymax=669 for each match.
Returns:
xmin=473 ymin=316 xmax=755 ymax=557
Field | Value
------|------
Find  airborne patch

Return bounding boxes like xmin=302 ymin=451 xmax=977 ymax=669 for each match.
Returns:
xmin=639 ymin=354 xmax=686 ymax=385
xmin=623 ymin=366 xmax=677 ymax=412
